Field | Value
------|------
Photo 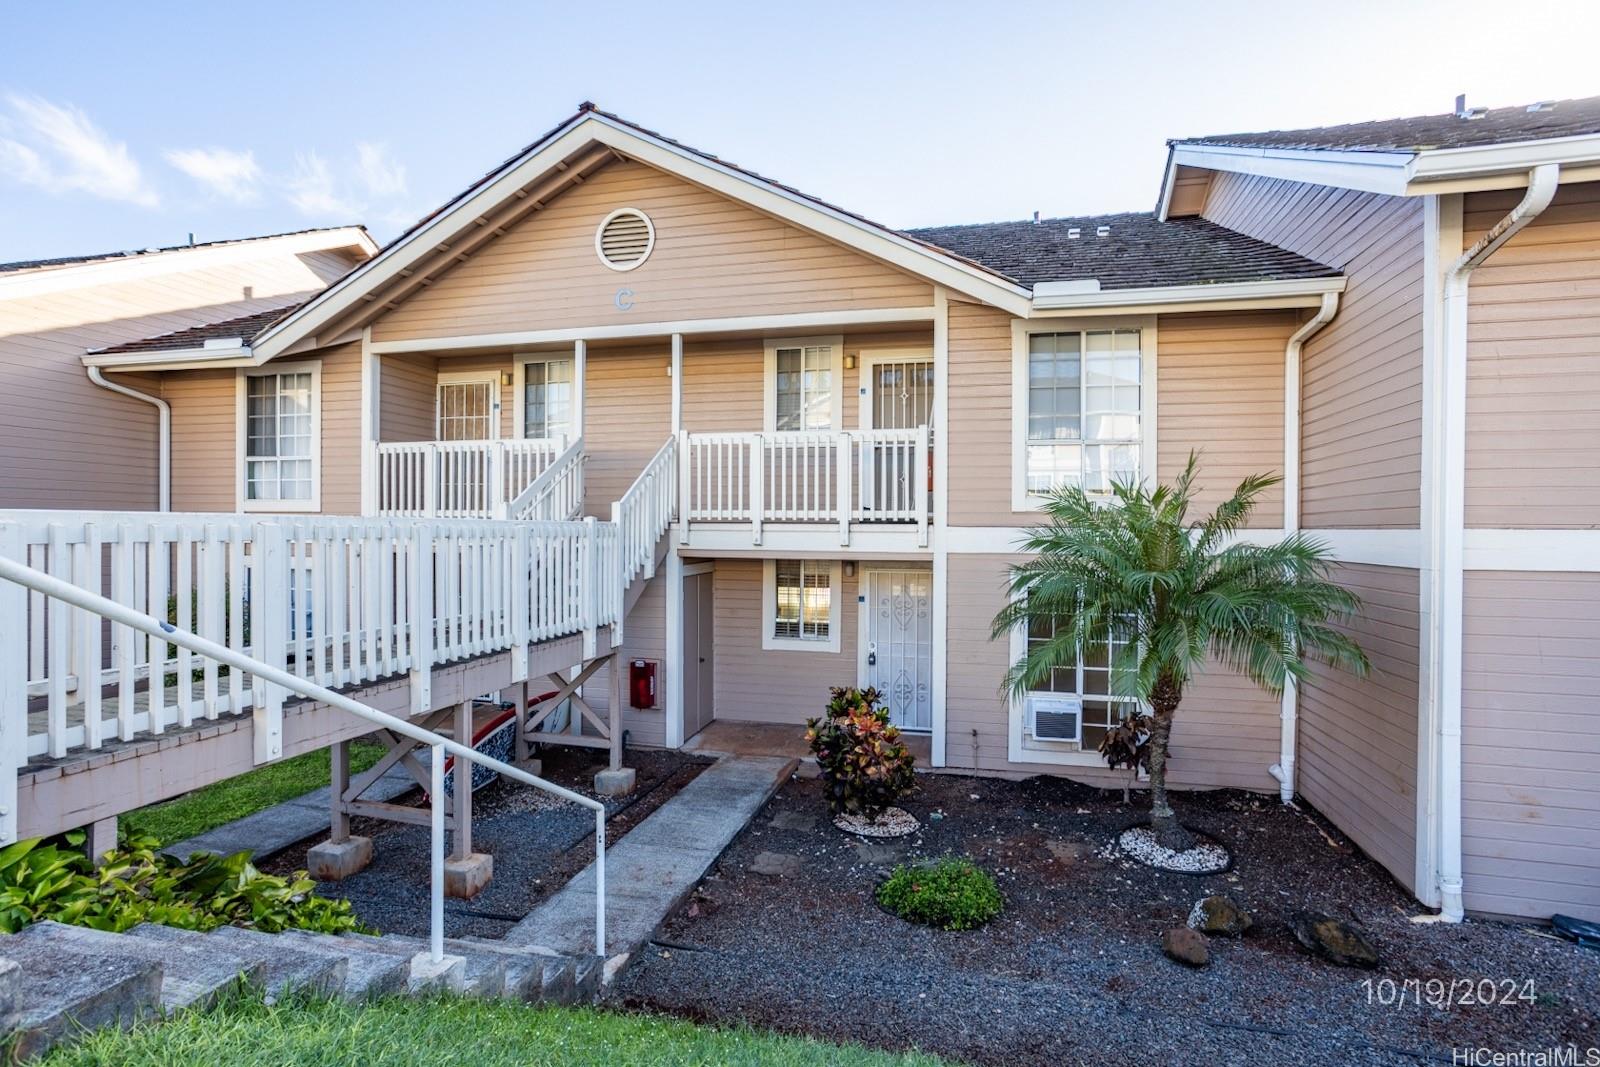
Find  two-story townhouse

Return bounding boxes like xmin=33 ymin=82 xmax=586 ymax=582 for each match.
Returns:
xmin=9 ymin=97 xmax=1598 ymax=925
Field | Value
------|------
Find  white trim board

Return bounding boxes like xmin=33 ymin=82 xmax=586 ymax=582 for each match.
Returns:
xmin=940 ymin=525 xmax=1422 ymax=569
xmin=1462 ymin=529 xmax=1600 ymax=572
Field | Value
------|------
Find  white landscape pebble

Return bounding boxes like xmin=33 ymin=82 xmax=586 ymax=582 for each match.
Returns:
xmin=834 ymin=807 xmax=921 ymax=838
xmin=1116 ymin=826 xmax=1230 ymax=873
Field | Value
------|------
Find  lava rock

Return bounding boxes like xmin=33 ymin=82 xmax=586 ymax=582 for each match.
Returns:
xmin=1290 ymin=911 xmax=1380 ymax=969
xmin=1189 ymin=895 xmax=1252 ymax=937
xmin=1163 ymin=927 xmax=1210 ymax=968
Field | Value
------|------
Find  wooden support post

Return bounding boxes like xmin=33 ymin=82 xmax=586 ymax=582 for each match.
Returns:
xmin=608 ymin=651 xmax=624 ymax=772
xmin=85 ymin=816 xmax=117 ymax=867
xmin=515 ymin=679 xmax=531 ymax=764
xmin=451 ymin=700 xmax=473 ymax=860
xmin=330 ymin=739 xmax=352 ymax=843
xmin=253 ymin=522 xmax=287 ymax=763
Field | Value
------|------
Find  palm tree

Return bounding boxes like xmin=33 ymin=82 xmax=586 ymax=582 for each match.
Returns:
xmin=991 ymin=456 xmax=1369 ymax=850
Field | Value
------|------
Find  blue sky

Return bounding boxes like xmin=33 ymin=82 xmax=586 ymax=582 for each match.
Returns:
xmin=3 ymin=0 xmax=1598 ymax=262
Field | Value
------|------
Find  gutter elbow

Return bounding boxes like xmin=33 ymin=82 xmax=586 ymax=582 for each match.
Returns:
xmin=86 ymin=365 xmax=170 ymax=512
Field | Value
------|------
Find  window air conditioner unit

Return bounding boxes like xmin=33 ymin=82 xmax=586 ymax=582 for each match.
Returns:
xmin=1026 ymin=694 xmax=1083 ymax=743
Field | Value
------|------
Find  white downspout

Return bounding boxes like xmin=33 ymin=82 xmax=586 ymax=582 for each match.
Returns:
xmin=1432 ymin=163 xmax=1559 ymax=921
xmin=87 ymin=366 xmax=170 ymax=512
xmin=1269 ymin=290 xmax=1339 ymax=803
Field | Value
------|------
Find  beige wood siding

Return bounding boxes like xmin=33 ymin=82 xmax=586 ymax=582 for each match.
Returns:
xmin=163 ymin=340 xmax=363 ymax=515
xmin=1461 ymin=571 xmax=1600 ymax=920
xmin=371 ymin=158 xmax=933 ymax=342
xmin=378 ymin=354 xmax=438 ymax=442
xmin=1295 ymin=563 xmax=1420 ymax=891
xmin=583 ymin=344 xmax=672 ymax=515
xmin=945 ymin=301 xmax=1292 ymax=527
xmin=1464 ymin=182 xmax=1600 ymax=528
xmin=1203 ymin=172 xmax=1424 ymax=528
xmin=0 ymin=247 xmax=357 ymax=512
xmin=712 ymin=558 xmax=859 ymax=725
xmin=1156 ymin=311 xmax=1293 ymax=526
xmin=944 ymin=553 xmax=1282 ymax=790
xmin=576 ymin=571 xmax=669 ymax=749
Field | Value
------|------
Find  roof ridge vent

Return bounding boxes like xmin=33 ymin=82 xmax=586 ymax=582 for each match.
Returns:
xmin=1066 ymin=227 xmax=1081 ymax=239
xmin=1527 ymin=100 xmax=1557 ymax=113
xmin=1095 ymin=225 xmax=1111 ymax=237
xmin=1454 ymin=93 xmax=1488 ymax=120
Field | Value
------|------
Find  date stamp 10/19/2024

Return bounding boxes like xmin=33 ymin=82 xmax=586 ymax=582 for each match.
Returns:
xmin=1362 ymin=977 xmax=1537 ymax=1011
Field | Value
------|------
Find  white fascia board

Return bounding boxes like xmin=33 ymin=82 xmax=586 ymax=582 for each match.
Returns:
xmin=1030 ymin=275 xmax=1345 ymax=313
xmin=1169 ymin=144 xmax=1413 ymax=196
xmin=0 ymin=227 xmax=374 ymax=302
xmin=1407 ymin=133 xmax=1600 ymax=184
xmin=83 ymin=345 xmax=253 ymax=370
xmin=253 ymin=116 xmax=1033 ymax=362
xmin=1155 ymin=148 xmax=1178 ymax=220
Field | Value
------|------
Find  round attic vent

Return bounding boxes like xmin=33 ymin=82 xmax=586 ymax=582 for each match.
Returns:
xmin=595 ymin=208 xmax=655 ymax=271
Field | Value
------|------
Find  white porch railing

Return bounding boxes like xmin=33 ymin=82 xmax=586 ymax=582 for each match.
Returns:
xmin=3 ymin=511 xmax=619 ymax=768
xmin=611 ymin=437 xmax=679 ymax=631
xmin=0 ymin=553 xmax=605 ymax=963
xmin=510 ymin=437 xmax=586 ymax=522
xmin=680 ymin=427 xmax=930 ymax=545
xmin=373 ymin=438 xmax=567 ymax=519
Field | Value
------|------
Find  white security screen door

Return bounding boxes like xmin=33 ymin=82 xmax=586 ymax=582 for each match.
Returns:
xmin=436 ymin=379 xmax=497 ymax=441
xmin=860 ymin=357 xmax=933 ymax=515
xmin=862 ymin=569 xmax=933 ymax=732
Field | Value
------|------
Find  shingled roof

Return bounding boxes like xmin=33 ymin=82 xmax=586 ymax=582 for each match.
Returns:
xmin=0 ymin=226 xmax=368 ymax=276
xmin=91 ymin=301 xmax=307 ymax=356
xmin=1173 ymin=95 xmax=1600 ymax=154
xmin=905 ymin=212 xmax=1339 ymax=290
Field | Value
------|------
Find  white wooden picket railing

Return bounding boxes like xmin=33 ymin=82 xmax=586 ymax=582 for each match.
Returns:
xmin=680 ymin=427 xmax=930 ymax=545
xmin=509 ymin=437 xmax=586 ymax=522
xmin=373 ymin=438 xmax=566 ymax=519
xmin=613 ymin=436 xmax=678 ymax=594
xmin=0 ymin=551 xmax=605 ymax=962
xmin=3 ymin=510 xmax=619 ymax=767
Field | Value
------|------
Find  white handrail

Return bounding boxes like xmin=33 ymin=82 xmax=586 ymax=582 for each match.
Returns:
xmin=374 ymin=438 xmax=566 ymax=519
xmin=510 ymin=436 xmax=586 ymax=521
xmin=0 ymin=553 xmax=606 ymax=964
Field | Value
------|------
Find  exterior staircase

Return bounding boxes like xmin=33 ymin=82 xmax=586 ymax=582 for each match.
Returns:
xmin=0 ymin=920 xmax=602 ymax=1060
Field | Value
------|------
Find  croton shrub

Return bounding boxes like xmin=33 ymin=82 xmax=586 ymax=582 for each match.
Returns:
xmin=805 ymin=686 xmax=916 ymax=818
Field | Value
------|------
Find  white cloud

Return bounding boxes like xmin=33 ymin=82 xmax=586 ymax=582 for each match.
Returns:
xmin=356 ymin=143 xmax=406 ymax=198
xmin=286 ymin=152 xmax=364 ymax=218
xmin=0 ymin=94 xmax=157 ymax=207
xmin=164 ymin=146 xmax=261 ymax=203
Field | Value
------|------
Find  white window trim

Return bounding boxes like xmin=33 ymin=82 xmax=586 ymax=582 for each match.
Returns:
xmin=1010 ymin=316 xmax=1158 ymax=513
xmin=763 ymin=335 xmax=844 ymax=433
xmin=761 ymin=558 xmax=842 ymax=653
xmin=510 ymin=353 xmax=577 ymax=442
xmin=1006 ymin=612 xmax=1143 ymax=768
xmin=857 ymin=347 xmax=935 ymax=430
xmin=236 ymin=360 xmax=322 ymax=513
xmin=434 ymin=369 xmax=502 ymax=441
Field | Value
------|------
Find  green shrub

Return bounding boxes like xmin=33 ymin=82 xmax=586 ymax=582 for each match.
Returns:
xmin=0 ymin=832 xmax=368 ymax=936
xmin=876 ymin=858 xmax=1003 ymax=931
xmin=805 ymin=686 xmax=916 ymax=818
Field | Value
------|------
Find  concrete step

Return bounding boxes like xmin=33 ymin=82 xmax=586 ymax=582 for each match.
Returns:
xmin=15 ymin=921 xmax=263 ymax=1013
xmin=333 ymin=933 xmax=465 ymax=994
xmin=274 ymin=930 xmax=409 ymax=1000
xmin=0 ymin=932 xmax=162 ymax=1061
xmin=126 ymin=924 xmax=345 ymax=1003
xmin=368 ymin=935 xmax=509 ymax=997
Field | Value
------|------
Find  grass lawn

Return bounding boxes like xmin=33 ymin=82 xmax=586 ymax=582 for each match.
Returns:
xmin=121 ymin=741 xmax=386 ymax=845
xmin=39 ymin=995 xmax=950 ymax=1067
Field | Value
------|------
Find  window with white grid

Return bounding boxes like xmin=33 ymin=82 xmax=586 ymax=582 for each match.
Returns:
xmin=774 ymin=345 xmax=833 ymax=431
xmin=1025 ymin=612 xmax=1139 ymax=750
xmin=1025 ymin=329 xmax=1142 ymax=496
xmin=244 ymin=370 xmax=315 ymax=503
xmin=763 ymin=559 xmax=840 ymax=652
xmin=523 ymin=358 xmax=574 ymax=440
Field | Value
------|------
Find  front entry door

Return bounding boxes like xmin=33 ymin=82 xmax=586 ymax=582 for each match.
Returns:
xmin=436 ymin=379 xmax=497 ymax=441
xmin=682 ymin=569 xmax=715 ymax=740
xmin=861 ymin=568 xmax=933 ymax=732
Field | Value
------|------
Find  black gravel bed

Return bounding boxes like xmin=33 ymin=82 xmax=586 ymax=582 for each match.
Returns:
xmin=608 ymin=773 xmax=1600 ymax=1067
xmin=262 ymin=747 xmax=712 ymax=939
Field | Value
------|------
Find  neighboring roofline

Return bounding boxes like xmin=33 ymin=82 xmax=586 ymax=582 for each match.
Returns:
xmin=1159 ymin=133 xmax=1600 ymax=216
xmin=0 ymin=227 xmax=377 ymax=301
xmin=247 ymin=111 xmax=1035 ymax=363
xmin=1029 ymin=275 xmax=1346 ymax=314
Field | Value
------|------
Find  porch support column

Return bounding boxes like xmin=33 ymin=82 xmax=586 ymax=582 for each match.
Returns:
xmin=445 ymin=699 xmax=493 ymax=898
xmin=594 ymin=651 xmax=636 ymax=796
xmin=929 ymin=287 xmax=950 ymax=768
xmin=360 ymin=327 xmax=380 ymax=516
xmin=573 ymin=339 xmax=587 ymax=440
xmin=670 ymin=333 xmax=683 ymax=433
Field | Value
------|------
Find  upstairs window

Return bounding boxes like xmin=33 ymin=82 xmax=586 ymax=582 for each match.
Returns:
xmin=242 ymin=365 xmax=318 ymax=509
xmin=1023 ymin=329 xmax=1143 ymax=498
xmin=522 ymin=357 xmax=574 ymax=440
xmin=765 ymin=337 xmax=842 ymax=433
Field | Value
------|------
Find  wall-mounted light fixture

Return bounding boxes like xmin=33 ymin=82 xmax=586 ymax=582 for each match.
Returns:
xmin=500 ymin=371 xmax=515 ymax=386
xmin=843 ymin=353 xmax=858 ymax=371
xmin=843 ymin=561 xmax=856 ymax=578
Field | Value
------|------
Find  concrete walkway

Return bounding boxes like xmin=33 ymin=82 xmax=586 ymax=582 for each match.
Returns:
xmin=161 ymin=766 xmax=415 ymax=861
xmin=504 ymin=755 xmax=795 ymax=960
